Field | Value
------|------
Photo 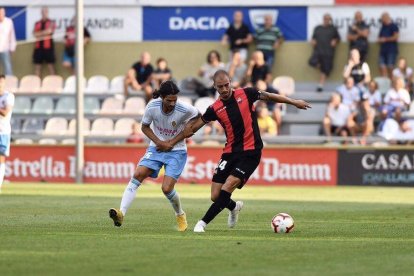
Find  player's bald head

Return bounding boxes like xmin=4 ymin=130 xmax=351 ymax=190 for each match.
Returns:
xmin=213 ymin=70 xmax=230 ymax=83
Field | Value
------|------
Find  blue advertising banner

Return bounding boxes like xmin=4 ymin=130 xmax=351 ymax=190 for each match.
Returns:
xmin=143 ymin=7 xmax=307 ymax=41
xmin=6 ymin=7 xmax=26 ymax=41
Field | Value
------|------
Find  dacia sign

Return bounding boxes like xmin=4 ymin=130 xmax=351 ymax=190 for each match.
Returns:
xmin=143 ymin=7 xmax=307 ymax=41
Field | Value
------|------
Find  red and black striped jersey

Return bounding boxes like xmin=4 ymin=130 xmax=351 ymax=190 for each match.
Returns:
xmin=201 ymin=87 xmax=263 ymax=153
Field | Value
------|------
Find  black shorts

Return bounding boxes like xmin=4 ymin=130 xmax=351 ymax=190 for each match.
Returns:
xmin=317 ymin=54 xmax=333 ymax=76
xmin=212 ymin=150 xmax=261 ymax=189
xmin=33 ymin=48 xmax=56 ymax=64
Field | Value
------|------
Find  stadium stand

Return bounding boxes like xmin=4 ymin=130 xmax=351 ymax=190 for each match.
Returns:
xmin=17 ymin=75 xmax=41 ymax=93
xmin=5 ymin=75 xmax=18 ymax=93
xmin=40 ymin=75 xmax=63 ymax=93
xmin=31 ymin=96 xmax=54 ymax=114
xmin=21 ymin=118 xmax=44 ymax=134
xmin=194 ymin=97 xmax=215 ymax=113
xmin=85 ymin=75 xmax=110 ymax=93
xmin=14 ymin=97 xmax=32 ymax=114
xmin=43 ymin=117 xmax=68 ymax=135
xmin=123 ymin=97 xmax=145 ymax=115
xmin=63 ymin=75 xmax=86 ymax=94
xmin=100 ymin=97 xmax=124 ymax=114
xmin=38 ymin=138 xmax=58 ymax=145
xmin=67 ymin=118 xmax=91 ymax=135
xmin=55 ymin=97 xmax=76 ymax=114
xmin=374 ymin=76 xmax=392 ymax=95
xmin=114 ymin=118 xmax=137 ymax=136
xmin=90 ymin=118 xmax=114 ymax=136
xmin=109 ymin=75 xmax=125 ymax=94
xmin=84 ymin=97 xmax=101 ymax=114
xmin=272 ymin=76 xmax=295 ymax=95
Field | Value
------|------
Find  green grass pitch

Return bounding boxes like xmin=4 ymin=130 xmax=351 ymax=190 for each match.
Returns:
xmin=1 ymin=183 xmax=413 ymax=275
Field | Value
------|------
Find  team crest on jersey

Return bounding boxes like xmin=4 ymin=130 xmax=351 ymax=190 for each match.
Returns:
xmin=237 ymin=97 xmax=242 ymax=103
xmin=172 ymin=121 xmax=177 ymax=127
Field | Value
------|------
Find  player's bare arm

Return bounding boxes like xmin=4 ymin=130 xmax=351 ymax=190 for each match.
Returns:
xmin=258 ymin=91 xmax=311 ymax=110
xmin=184 ymin=116 xmax=206 ymax=138
xmin=168 ymin=114 xmax=201 ymax=146
xmin=141 ymin=124 xmax=173 ymax=152
xmin=0 ymin=106 xmax=12 ymax=117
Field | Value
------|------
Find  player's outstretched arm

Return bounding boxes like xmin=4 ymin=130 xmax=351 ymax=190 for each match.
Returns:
xmin=259 ymin=91 xmax=311 ymax=110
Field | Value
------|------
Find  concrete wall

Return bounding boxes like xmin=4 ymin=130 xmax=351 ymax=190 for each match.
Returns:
xmin=10 ymin=42 xmax=414 ymax=82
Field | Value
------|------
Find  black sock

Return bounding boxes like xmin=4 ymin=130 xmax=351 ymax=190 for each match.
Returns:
xmin=202 ymin=190 xmax=232 ymax=224
xmin=226 ymin=199 xmax=236 ymax=211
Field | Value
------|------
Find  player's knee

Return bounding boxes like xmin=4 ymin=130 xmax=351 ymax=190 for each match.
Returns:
xmin=211 ymin=193 xmax=219 ymax=202
xmin=161 ymin=184 xmax=173 ymax=194
xmin=133 ymin=169 xmax=148 ymax=182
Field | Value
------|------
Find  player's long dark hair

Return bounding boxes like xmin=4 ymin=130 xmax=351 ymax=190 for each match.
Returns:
xmin=152 ymin=80 xmax=180 ymax=99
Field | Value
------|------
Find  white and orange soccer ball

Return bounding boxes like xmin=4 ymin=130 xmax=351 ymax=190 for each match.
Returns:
xmin=271 ymin=213 xmax=294 ymax=233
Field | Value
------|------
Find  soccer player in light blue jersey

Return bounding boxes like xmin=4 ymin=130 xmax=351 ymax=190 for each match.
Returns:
xmin=109 ymin=80 xmax=199 ymax=231
xmin=0 ymin=75 xmax=14 ymax=193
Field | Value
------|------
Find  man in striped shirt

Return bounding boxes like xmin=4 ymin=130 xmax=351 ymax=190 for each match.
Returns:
xmin=177 ymin=70 xmax=310 ymax=232
xmin=254 ymin=14 xmax=284 ymax=71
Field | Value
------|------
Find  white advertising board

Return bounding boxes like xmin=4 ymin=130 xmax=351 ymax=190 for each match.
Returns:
xmin=26 ymin=6 xmax=142 ymax=42
xmin=308 ymin=6 xmax=414 ymax=42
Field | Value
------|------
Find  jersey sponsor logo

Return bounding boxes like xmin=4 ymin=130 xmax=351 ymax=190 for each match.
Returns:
xmin=248 ymin=9 xmax=279 ymax=31
xmin=217 ymin=106 xmax=227 ymax=113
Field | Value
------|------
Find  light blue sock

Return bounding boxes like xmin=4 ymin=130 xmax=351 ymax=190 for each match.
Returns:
xmin=164 ymin=189 xmax=184 ymax=215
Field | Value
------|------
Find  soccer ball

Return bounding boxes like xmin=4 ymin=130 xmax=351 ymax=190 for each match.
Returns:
xmin=271 ymin=213 xmax=294 ymax=233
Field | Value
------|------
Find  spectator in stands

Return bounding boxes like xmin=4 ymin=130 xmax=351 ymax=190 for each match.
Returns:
xmin=347 ymin=11 xmax=370 ymax=62
xmin=246 ymin=51 xmax=272 ymax=87
xmin=381 ymin=76 xmax=411 ymax=122
xmin=378 ymin=12 xmax=399 ymax=78
xmin=33 ymin=7 xmax=56 ymax=77
xmin=367 ymin=80 xmax=382 ymax=114
xmin=256 ymin=102 xmax=277 ymax=136
xmin=226 ymin=50 xmax=247 ymax=89
xmin=124 ymin=51 xmax=153 ymax=102
xmin=309 ymin=13 xmax=340 ymax=92
xmin=255 ymin=79 xmax=283 ymax=129
xmin=335 ymin=77 xmax=360 ymax=110
xmin=203 ymin=121 xmax=224 ymax=138
xmin=62 ymin=17 xmax=91 ymax=75
xmin=392 ymin=57 xmax=413 ymax=94
xmin=152 ymin=57 xmax=172 ymax=89
xmin=221 ymin=10 xmax=252 ymax=63
xmin=0 ymin=74 xmax=14 ymax=192
xmin=343 ymin=48 xmax=371 ymax=87
xmin=0 ymin=7 xmax=16 ymax=76
xmin=254 ymin=14 xmax=283 ymax=70
xmin=197 ymin=50 xmax=225 ymax=97
xmin=126 ymin=122 xmax=144 ymax=144
xmin=323 ymin=93 xmax=351 ymax=142
xmin=348 ymin=93 xmax=374 ymax=145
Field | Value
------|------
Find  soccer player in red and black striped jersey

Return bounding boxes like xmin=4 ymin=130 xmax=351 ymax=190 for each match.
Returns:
xmin=178 ymin=70 xmax=311 ymax=232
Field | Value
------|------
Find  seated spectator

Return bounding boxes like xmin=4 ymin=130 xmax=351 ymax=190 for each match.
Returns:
xmin=126 ymin=122 xmax=144 ymax=144
xmin=256 ymin=102 xmax=277 ymax=136
xmin=246 ymin=51 xmax=272 ymax=87
xmin=392 ymin=57 xmax=413 ymax=94
xmin=152 ymin=57 xmax=172 ymax=89
xmin=62 ymin=17 xmax=91 ymax=75
xmin=343 ymin=48 xmax=371 ymax=87
xmin=124 ymin=51 xmax=153 ymax=102
xmin=323 ymin=93 xmax=351 ymax=142
xmin=197 ymin=50 xmax=225 ymax=97
xmin=366 ymin=80 xmax=382 ymax=114
xmin=348 ymin=93 xmax=374 ymax=145
xmin=255 ymin=79 xmax=283 ymax=128
xmin=381 ymin=76 xmax=411 ymax=122
xmin=203 ymin=121 xmax=224 ymax=138
xmin=335 ymin=77 xmax=360 ymax=110
xmin=226 ymin=50 xmax=247 ymax=89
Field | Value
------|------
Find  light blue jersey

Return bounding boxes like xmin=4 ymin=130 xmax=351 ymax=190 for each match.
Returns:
xmin=0 ymin=91 xmax=14 ymax=157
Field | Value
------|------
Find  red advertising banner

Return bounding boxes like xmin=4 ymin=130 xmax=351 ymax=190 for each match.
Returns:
xmin=6 ymin=145 xmax=337 ymax=186
xmin=336 ymin=0 xmax=414 ymax=4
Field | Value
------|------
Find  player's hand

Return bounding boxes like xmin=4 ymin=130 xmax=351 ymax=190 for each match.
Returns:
xmin=294 ymin=100 xmax=311 ymax=110
xmin=156 ymin=141 xmax=173 ymax=152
